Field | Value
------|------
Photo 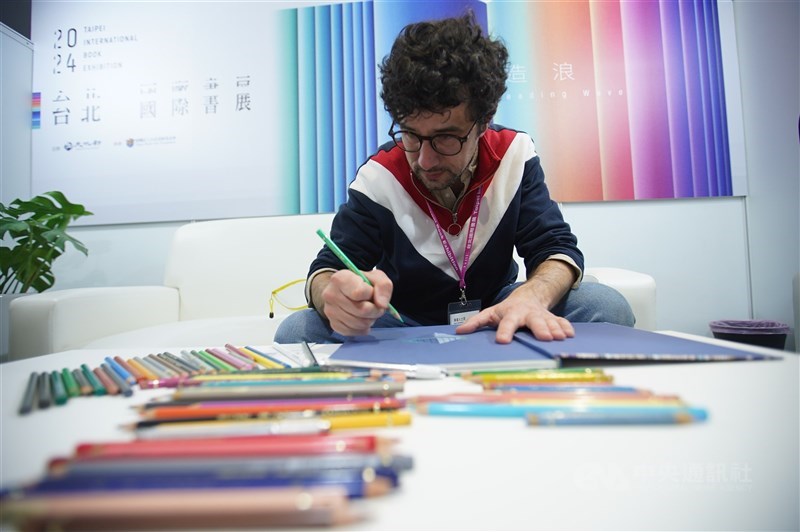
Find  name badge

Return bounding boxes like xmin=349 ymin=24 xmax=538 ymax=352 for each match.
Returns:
xmin=447 ymin=299 xmax=481 ymax=325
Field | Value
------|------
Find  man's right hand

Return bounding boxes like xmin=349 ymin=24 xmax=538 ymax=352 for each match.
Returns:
xmin=310 ymin=269 xmax=394 ymax=336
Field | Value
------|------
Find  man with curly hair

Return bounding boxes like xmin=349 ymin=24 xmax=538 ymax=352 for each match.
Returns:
xmin=275 ymin=13 xmax=634 ymax=344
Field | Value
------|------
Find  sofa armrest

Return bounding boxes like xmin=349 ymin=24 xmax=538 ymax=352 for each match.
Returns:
xmin=9 ymin=286 xmax=180 ymax=360
xmin=584 ymin=267 xmax=657 ymax=330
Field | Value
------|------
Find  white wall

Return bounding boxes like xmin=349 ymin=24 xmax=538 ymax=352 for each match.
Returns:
xmin=18 ymin=3 xmax=800 ymax=350
xmin=732 ymin=0 xmax=799 ymax=349
xmin=1 ymin=23 xmax=33 ymax=204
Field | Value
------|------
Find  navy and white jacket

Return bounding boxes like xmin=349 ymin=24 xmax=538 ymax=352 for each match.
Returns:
xmin=307 ymin=124 xmax=584 ymax=325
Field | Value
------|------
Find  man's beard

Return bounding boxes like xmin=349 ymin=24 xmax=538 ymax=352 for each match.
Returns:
xmin=412 ymin=166 xmax=461 ymax=192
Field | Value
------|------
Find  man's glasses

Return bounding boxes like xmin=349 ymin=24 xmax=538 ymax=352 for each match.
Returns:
xmin=388 ymin=120 xmax=478 ymax=156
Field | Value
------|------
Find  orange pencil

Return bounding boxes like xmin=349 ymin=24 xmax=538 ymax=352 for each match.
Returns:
xmin=126 ymin=358 xmax=158 ymax=381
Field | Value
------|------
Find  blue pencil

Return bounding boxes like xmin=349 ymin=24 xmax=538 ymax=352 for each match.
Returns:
xmin=418 ymin=401 xmax=708 ymax=420
xmin=528 ymin=409 xmax=708 ymax=426
xmin=104 ymin=356 xmax=136 ymax=385
xmin=21 ymin=468 xmax=398 ymax=498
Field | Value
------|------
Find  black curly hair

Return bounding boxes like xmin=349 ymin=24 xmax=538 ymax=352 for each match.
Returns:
xmin=379 ymin=12 xmax=509 ymax=126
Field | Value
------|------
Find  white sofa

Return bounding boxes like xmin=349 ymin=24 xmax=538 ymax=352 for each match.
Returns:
xmin=9 ymin=214 xmax=657 ymax=360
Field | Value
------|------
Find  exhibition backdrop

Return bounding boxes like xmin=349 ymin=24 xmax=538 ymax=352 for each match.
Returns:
xmin=31 ymin=0 xmax=745 ymax=225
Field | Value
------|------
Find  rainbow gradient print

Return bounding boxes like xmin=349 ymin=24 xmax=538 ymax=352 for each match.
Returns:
xmin=278 ymin=0 xmax=734 ymax=208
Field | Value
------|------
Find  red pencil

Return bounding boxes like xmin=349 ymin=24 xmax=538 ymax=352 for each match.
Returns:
xmin=92 ymin=367 xmax=119 ymax=395
xmin=73 ymin=433 xmax=394 ymax=460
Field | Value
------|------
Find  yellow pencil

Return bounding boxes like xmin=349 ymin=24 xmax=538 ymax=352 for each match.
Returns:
xmin=237 ymin=346 xmax=285 ymax=369
xmin=323 ymin=410 xmax=412 ymax=430
xmin=473 ymin=373 xmax=614 ymax=384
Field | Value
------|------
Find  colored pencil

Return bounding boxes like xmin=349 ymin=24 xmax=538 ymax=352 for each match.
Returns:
xmin=1 ymin=486 xmax=358 ymax=529
xmin=162 ymin=351 xmax=203 ymax=374
xmin=133 ymin=417 xmax=331 ymax=439
xmin=486 ymin=384 xmax=640 ymax=393
xmin=113 ymin=356 xmax=141 ymax=382
xmin=93 ymin=367 xmax=119 ymax=395
xmin=409 ymin=391 xmax=671 ymax=404
xmin=18 ymin=372 xmax=38 ymax=415
xmin=181 ymin=349 xmax=219 ymax=372
xmin=125 ymin=358 xmax=157 ymax=381
xmin=417 ymin=402 xmax=709 ymax=419
xmin=171 ymin=380 xmax=404 ymax=401
xmin=193 ymin=349 xmax=235 ymax=372
xmin=195 ymin=377 xmax=372 ymax=387
xmin=71 ymin=368 xmax=93 ymax=396
xmin=152 ymin=353 xmax=190 ymax=376
xmin=50 ymin=371 xmax=68 ymax=405
xmin=140 ymin=396 xmax=406 ymax=420
xmin=239 ymin=344 xmax=292 ymax=368
xmin=467 ymin=372 xmax=614 ymax=384
xmin=60 ymin=368 xmax=80 ymax=398
xmin=104 ymin=356 xmax=136 ymax=385
xmin=456 ymin=367 xmax=607 ymax=377
xmin=206 ymin=347 xmax=255 ymax=371
xmin=142 ymin=354 xmax=176 ymax=378
xmin=190 ymin=372 xmax=361 ymax=382
xmin=324 ymin=410 xmax=412 ymax=430
xmin=317 ymin=228 xmax=403 ymax=323
xmin=132 ymin=411 xmax=411 ymax=439
xmin=73 ymin=434 xmax=393 ymax=459
xmin=80 ymin=364 xmax=106 ymax=396
xmin=48 ymin=453 xmax=414 ymax=478
xmin=16 ymin=468 xmax=394 ymax=499
xmin=527 ymin=409 xmax=707 ymax=426
xmin=37 ymin=372 xmax=52 ymax=408
xmin=101 ymin=363 xmax=133 ymax=397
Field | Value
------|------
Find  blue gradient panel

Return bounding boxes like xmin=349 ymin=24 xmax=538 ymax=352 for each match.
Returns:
xmin=315 ymin=6 xmax=334 ymax=212
xmin=277 ymin=9 xmax=300 ymax=212
xmin=331 ymin=4 xmax=347 ymax=208
xmin=297 ymin=7 xmax=318 ymax=213
xmin=707 ymin=1 xmax=732 ymax=196
xmin=342 ymin=3 xmax=357 ymax=204
xmin=352 ymin=3 xmax=367 ymax=175
xmin=361 ymin=1 xmax=378 ymax=160
xmin=660 ymin=0 xmax=694 ymax=198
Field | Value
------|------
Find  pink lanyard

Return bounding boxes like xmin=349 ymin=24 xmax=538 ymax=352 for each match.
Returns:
xmin=425 ymin=185 xmax=483 ymax=303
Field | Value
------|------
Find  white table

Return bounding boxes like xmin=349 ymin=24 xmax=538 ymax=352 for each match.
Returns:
xmin=1 ymin=334 xmax=798 ymax=531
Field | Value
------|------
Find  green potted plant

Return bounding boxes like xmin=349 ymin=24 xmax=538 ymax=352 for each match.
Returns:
xmin=0 ymin=191 xmax=92 ymax=357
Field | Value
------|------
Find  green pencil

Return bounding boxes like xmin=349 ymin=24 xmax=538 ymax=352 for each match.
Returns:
xmin=61 ymin=368 xmax=80 ymax=397
xmin=50 ymin=370 xmax=68 ymax=405
xmin=316 ymin=229 xmax=403 ymax=323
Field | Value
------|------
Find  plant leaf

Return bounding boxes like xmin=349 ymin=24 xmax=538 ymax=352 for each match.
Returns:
xmin=0 ymin=191 xmax=92 ymax=294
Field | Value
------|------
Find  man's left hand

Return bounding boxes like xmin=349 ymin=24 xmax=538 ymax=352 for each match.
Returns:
xmin=455 ymin=260 xmax=577 ymax=343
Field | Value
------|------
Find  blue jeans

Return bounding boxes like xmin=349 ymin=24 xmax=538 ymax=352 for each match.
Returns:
xmin=274 ymin=281 xmax=635 ymax=344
